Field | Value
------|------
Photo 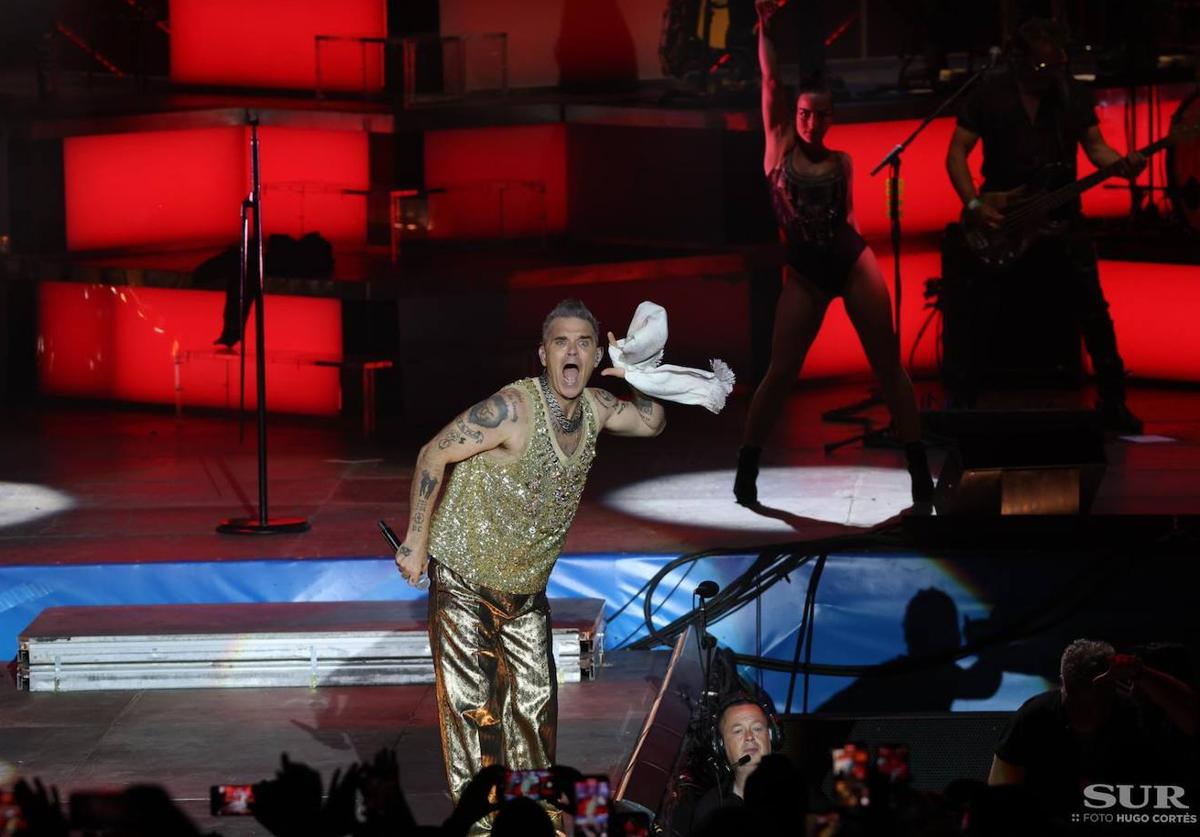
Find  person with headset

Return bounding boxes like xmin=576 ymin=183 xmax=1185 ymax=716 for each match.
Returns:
xmin=690 ymin=693 xmax=785 ymax=829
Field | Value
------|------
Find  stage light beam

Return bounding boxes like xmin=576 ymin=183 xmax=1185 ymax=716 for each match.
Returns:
xmin=0 ymin=482 xmax=76 ymax=529
xmin=602 ymin=466 xmax=915 ymax=533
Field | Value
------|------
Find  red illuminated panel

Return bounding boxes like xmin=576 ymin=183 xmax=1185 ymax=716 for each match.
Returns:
xmin=64 ymin=127 xmax=367 ymax=251
xmin=836 ymin=118 xmax=966 ymax=239
xmin=798 ymin=251 xmax=1200 ymax=384
xmin=38 ymin=282 xmax=341 ymax=415
xmin=170 ymin=0 xmax=387 ymax=91
xmin=423 ymin=124 xmax=567 ymax=239
xmin=65 ymin=128 xmax=246 ymax=251
xmin=257 ymin=127 xmax=369 ymax=245
xmin=1097 ymin=260 xmax=1200 ymax=382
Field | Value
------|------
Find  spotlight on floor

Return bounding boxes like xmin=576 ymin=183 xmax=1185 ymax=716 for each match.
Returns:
xmin=0 ymin=482 xmax=76 ymax=529
xmin=602 ymin=466 xmax=913 ymax=532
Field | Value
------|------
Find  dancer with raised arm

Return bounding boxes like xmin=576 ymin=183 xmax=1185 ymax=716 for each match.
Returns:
xmin=734 ymin=1 xmax=932 ymax=507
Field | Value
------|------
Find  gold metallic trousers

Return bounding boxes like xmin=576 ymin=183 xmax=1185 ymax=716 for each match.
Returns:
xmin=428 ymin=559 xmax=558 ymax=806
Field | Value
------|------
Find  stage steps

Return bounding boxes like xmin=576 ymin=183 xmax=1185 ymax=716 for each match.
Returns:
xmin=17 ymin=599 xmax=606 ymax=692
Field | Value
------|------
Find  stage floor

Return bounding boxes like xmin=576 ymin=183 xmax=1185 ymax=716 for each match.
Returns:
xmin=0 ymin=645 xmax=670 ymax=834
xmin=1 ymin=381 xmax=1198 ymax=568
xmin=2 ymin=381 xmax=1199 ymax=832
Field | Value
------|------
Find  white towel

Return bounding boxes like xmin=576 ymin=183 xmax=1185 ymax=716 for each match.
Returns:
xmin=607 ymin=301 xmax=735 ymax=414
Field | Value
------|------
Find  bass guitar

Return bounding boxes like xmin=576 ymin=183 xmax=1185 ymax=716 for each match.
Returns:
xmin=962 ymin=120 xmax=1199 ymax=268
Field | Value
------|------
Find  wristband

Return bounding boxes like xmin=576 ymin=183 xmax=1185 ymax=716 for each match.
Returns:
xmin=967 ymin=198 xmax=983 ymax=212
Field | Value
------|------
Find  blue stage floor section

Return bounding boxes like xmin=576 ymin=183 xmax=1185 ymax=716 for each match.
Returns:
xmin=0 ymin=550 xmax=1084 ymax=713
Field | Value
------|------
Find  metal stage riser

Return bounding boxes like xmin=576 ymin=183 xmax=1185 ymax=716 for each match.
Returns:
xmin=21 ymin=631 xmax=589 ymax=692
xmin=17 ymin=600 xmax=607 ymax=692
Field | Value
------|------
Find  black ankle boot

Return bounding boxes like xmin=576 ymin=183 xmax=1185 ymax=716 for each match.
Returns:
xmin=734 ymin=446 xmax=761 ymax=506
xmin=1098 ymin=400 xmax=1143 ymax=435
xmin=905 ymin=441 xmax=934 ymax=505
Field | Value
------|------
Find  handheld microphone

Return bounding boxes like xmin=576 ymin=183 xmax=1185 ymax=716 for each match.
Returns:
xmin=734 ymin=754 xmax=752 ymax=767
xmin=378 ymin=519 xmax=402 ymax=551
xmin=695 ymin=580 xmax=720 ymax=600
xmin=380 ymin=520 xmax=429 ymax=590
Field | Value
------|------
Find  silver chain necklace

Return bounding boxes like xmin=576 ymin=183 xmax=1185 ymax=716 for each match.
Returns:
xmin=538 ymin=373 xmax=582 ymax=434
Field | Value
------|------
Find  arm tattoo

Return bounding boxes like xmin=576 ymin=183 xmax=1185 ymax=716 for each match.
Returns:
xmin=419 ymin=470 xmax=438 ymax=499
xmin=593 ymin=388 xmax=617 ymax=407
xmin=408 ymin=471 xmax=438 ymax=535
xmin=632 ymin=390 xmax=656 ymax=426
xmin=454 ymin=416 xmax=484 ymax=444
xmin=398 ymin=544 xmax=412 ymax=557
xmin=407 ymin=467 xmax=439 ymax=536
xmin=468 ymin=394 xmax=508 ymax=428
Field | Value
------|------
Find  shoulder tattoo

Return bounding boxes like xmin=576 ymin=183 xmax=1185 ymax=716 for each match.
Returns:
xmin=592 ymin=388 xmax=617 ymax=407
xmin=468 ymin=394 xmax=509 ymax=429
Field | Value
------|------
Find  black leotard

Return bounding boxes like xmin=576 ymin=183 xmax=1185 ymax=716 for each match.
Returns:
xmin=767 ymin=151 xmax=867 ymax=297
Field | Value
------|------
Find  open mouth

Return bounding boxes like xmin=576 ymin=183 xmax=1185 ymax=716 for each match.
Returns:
xmin=561 ymin=362 xmax=580 ymax=388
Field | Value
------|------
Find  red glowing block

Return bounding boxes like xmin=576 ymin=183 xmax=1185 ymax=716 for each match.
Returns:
xmin=170 ymin=0 xmax=387 ymax=91
xmin=38 ymin=282 xmax=342 ymax=415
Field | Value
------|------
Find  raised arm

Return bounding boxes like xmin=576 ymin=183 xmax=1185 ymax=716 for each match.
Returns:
xmin=590 ymin=383 xmax=666 ymax=438
xmin=395 ymin=388 xmax=525 ymax=583
xmin=757 ymin=0 xmax=792 ymax=174
xmin=594 ymin=330 xmax=666 ymax=437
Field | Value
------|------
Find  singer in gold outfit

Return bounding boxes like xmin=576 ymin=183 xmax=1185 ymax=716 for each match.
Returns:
xmin=394 ymin=299 xmax=665 ymax=829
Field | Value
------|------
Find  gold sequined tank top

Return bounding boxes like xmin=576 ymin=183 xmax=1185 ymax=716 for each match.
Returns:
xmin=428 ymin=377 xmax=600 ymax=594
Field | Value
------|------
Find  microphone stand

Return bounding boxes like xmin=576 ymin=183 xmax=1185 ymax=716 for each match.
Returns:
xmin=217 ymin=114 xmax=310 ymax=536
xmin=823 ymin=51 xmax=999 ymax=454
xmin=693 ymin=583 xmax=724 ymax=793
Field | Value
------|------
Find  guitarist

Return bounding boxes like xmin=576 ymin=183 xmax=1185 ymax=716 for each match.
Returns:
xmin=945 ymin=18 xmax=1145 ymax=432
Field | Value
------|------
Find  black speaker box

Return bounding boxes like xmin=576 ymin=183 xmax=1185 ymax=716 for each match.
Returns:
xmin=927 ymin=409 xmax=1107 ymax=515
xmin=939 ymin=224 xmax=1083 ymax=404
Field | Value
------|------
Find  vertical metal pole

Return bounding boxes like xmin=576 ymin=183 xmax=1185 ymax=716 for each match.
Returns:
xmin=238 ymin=194 xmax=250 ymax=443
xmin=891 ymin=156 xmax=903 ymax=361
xmin=217 ymin=114 xmax=308 ymax=535
xmin=250 ymin=120 xmax=269 ymax=527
